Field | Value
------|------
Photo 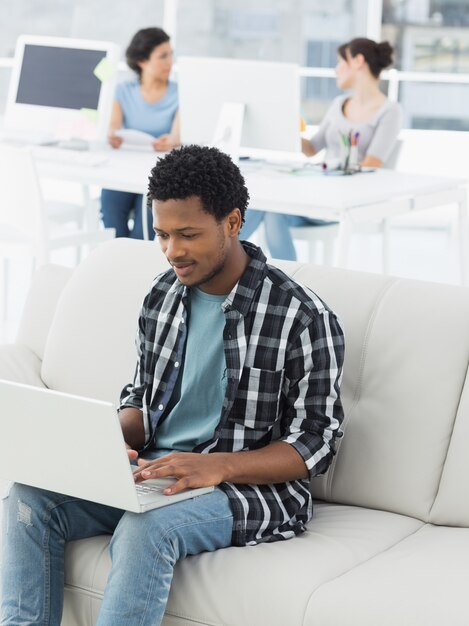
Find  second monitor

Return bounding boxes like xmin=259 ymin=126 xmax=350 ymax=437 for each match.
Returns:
xmin=177 ymin=56 xmax=301 ymax=156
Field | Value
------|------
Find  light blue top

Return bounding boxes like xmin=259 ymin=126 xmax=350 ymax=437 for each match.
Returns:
xmin=153 ymin=288 xmax=227 ymax=457
xmin=114 ymin=79 xmax=178 ymax=137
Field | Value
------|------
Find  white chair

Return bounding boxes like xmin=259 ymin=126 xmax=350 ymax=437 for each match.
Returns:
xmin=289 ymin=221 xmax=339 ymax=265
xmin=390 ymin=129 xmax=469 ymax=231
xmin=290 ymin=139 xmax=404 ymax=266
xmin=382 ymin=131 xmax=469 ymax=282
xmin=0 ymin=145 xmax=115 ymax=319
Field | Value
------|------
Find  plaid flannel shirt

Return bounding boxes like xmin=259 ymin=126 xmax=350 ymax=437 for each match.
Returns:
xmin=120 ymin=242 xmax=344 ymax=546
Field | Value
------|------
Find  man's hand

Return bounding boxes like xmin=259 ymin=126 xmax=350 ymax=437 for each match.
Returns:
xmin=133 ymin=452 xmax=227 ymax=495
xmin=125 ymin=443 xmax=138 ymax=463
xmin=132 ymin=442 xmax=308 ymax=495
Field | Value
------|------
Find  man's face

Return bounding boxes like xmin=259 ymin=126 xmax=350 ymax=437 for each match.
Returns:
xmin=152 ymin=196 xmax=237 ymax=294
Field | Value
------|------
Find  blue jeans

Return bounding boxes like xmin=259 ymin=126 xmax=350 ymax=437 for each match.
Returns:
xmin=1 ymin=483 xmax=233 ymax=626
xmin=242 ymin=209 xmax=333 ymax=261
xmin=101 ymin=189 xmax=155 ymax=240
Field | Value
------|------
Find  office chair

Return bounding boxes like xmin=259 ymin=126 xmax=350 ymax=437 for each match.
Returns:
xmin=0 ymin=145 xmax=115 ymax=320
xmin=389 ymin=129 xmax=468 ymax=233
xmin=289 ymin=139 xmax=404 ymax=267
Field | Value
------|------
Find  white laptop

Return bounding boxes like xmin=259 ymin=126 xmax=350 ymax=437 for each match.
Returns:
xmin=0 ymin=380 xmax=214 ymax=512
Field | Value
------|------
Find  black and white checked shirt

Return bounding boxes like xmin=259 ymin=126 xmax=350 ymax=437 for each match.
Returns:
xmin=120 ymin=242 xmax=344 ymax=546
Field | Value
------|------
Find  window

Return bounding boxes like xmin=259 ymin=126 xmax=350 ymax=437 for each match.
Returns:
xmin=0 ymin=0 xmax=166 ymax=113
xmin=175 ymin=0 xmax=367 ymax=63
xmin=382 ymin=0 xmax=469 ymax=72
xmin=175 ymin=0 xmax=368 ymax=125
xmin=0 ymin=0 xmax=165 ymax=59
xmin=383 ymin=1 xmax=469 ymax=129
xmin=399 ymin=81 xmax=469 ymax=131
xmin=2 ymin=1 xmax=469 ymax=131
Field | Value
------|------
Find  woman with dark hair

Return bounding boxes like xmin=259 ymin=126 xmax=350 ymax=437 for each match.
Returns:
xmin=242 ymin=38 xmax=402 ymax=261
xmin=101 ymin=27 xmax=180 ymax=239
xmin=301 ymin=38 xmax=399 ymax=167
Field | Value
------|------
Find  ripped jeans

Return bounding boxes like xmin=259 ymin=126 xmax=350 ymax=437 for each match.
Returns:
xmin=1 ymin=483 xmax=233 ymax=626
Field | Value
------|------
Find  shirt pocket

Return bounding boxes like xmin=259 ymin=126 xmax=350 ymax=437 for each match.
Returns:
xmin=228 ymin=367 xmax=284 ymax=431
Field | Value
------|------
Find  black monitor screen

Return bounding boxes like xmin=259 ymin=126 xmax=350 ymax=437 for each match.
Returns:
xmin=16 ymin=45 xmax=106 ymax=110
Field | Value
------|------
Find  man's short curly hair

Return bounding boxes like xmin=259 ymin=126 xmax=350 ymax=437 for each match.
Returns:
xmin=148 ymin=145 xmax=250 ymax=223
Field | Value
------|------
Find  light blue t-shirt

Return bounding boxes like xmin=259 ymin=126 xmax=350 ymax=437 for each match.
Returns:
xmin=153 ymin=288 xmax=227 ymax=457
xmin=114 ymin=79 xmax=178 ymax=137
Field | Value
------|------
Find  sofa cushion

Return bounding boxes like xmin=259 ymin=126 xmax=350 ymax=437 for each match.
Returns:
xmin=289 ymin=267 xmax=469 ymax=523
xmin=0 ymin=345 xmax=44 ymax=386
xmin=16 ymin=264 xmax=72 ymax=361
xmin=41 ymin=240 xmax=169 ymax=404
xmin=306 ymin=524 xmax=469 ymax=626
xmin=61 ymin=503 xmax=422 ymax=626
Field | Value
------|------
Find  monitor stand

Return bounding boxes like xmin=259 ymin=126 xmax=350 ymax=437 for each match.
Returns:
xmin=210 ymin=102 xmax=245 ymax=163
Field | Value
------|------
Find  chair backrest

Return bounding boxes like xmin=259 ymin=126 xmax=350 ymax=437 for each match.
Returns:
xmin=392 ymin=129 xmax=469 ymax=181
xmin=0 ymin=145 xmax=49 ymax=257
xmin=382 ymin=138 xmax=403 ymax=169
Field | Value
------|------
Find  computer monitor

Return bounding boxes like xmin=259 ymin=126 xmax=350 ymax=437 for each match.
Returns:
xmin=4 ymin=35 xmax=120 ymax=143
xmin=177 ymin=56 xmax=301 ymax=157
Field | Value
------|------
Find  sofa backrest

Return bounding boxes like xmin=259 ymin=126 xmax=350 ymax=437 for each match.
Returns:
xmin=40 ymin=239 xmax=469 ymax=525
xmin=16 ymin=264 xmax=73 ymax=361
xmin=279 ymin=262 xmax=469 ymax=524
xmin=41 ymin=240 xmax=167 ymax=404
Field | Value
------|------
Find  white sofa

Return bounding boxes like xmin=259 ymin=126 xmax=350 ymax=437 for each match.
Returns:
xmin=1 ymin=238 xmax=469 ymax=626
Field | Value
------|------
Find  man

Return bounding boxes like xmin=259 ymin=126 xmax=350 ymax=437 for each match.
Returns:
xmin=1 ymin=145 xmax=344 ymax=625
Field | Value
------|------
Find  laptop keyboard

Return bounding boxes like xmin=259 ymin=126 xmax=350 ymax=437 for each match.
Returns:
xmin=135 ymin=483 xmax=165 ymax=494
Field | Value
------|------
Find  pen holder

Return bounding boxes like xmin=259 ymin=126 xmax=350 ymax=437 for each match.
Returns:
xmin=340 ymin=143 xmax=359 ymax=174
xmin=348 ymin=145 xmax=358 ymax=171
xmin=339 ymin=142 xmax=348 ymax=171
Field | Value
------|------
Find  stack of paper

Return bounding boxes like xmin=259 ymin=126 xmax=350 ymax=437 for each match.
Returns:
xmin=114 ymin=129 xmax=155 ymax=151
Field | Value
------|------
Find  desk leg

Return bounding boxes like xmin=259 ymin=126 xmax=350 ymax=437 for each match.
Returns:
xmin=457 ymin=190 xmax=469 ymax=286
xmin=382 ymin=218 xmax=391 ymax=275
xmin=1 ymin=258 xmax=8 ymax=322
xmin=81 ymin=185 xmax=100 ymax=232
xmin=335 ymin=217 xmax=352 ymax=268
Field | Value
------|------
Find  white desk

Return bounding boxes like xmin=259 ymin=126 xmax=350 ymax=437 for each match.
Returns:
xmin=36 ymin=148 xmax=157 ymax=194
xmin=36 ymin=148 xmax=158 ymax=239
xmin=35 ymin=149 xmax=469 ymax=284
xmin=242 ymin=163 xmax=468 ymax=278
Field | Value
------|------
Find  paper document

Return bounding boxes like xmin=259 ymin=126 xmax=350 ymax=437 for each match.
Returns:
xmin=115 ymin=129 xmax=155 ymax=149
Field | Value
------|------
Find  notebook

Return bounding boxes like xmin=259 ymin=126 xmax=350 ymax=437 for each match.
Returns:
xmin=0 ymin=380 xmax=214 ymax=512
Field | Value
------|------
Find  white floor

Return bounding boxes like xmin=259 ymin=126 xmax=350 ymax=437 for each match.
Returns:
xmin=1 ymin=213 xmax=462 ymax=346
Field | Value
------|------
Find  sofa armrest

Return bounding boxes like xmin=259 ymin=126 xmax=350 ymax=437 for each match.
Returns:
xmin=0 ymin=344 xmax=44 ymax=386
